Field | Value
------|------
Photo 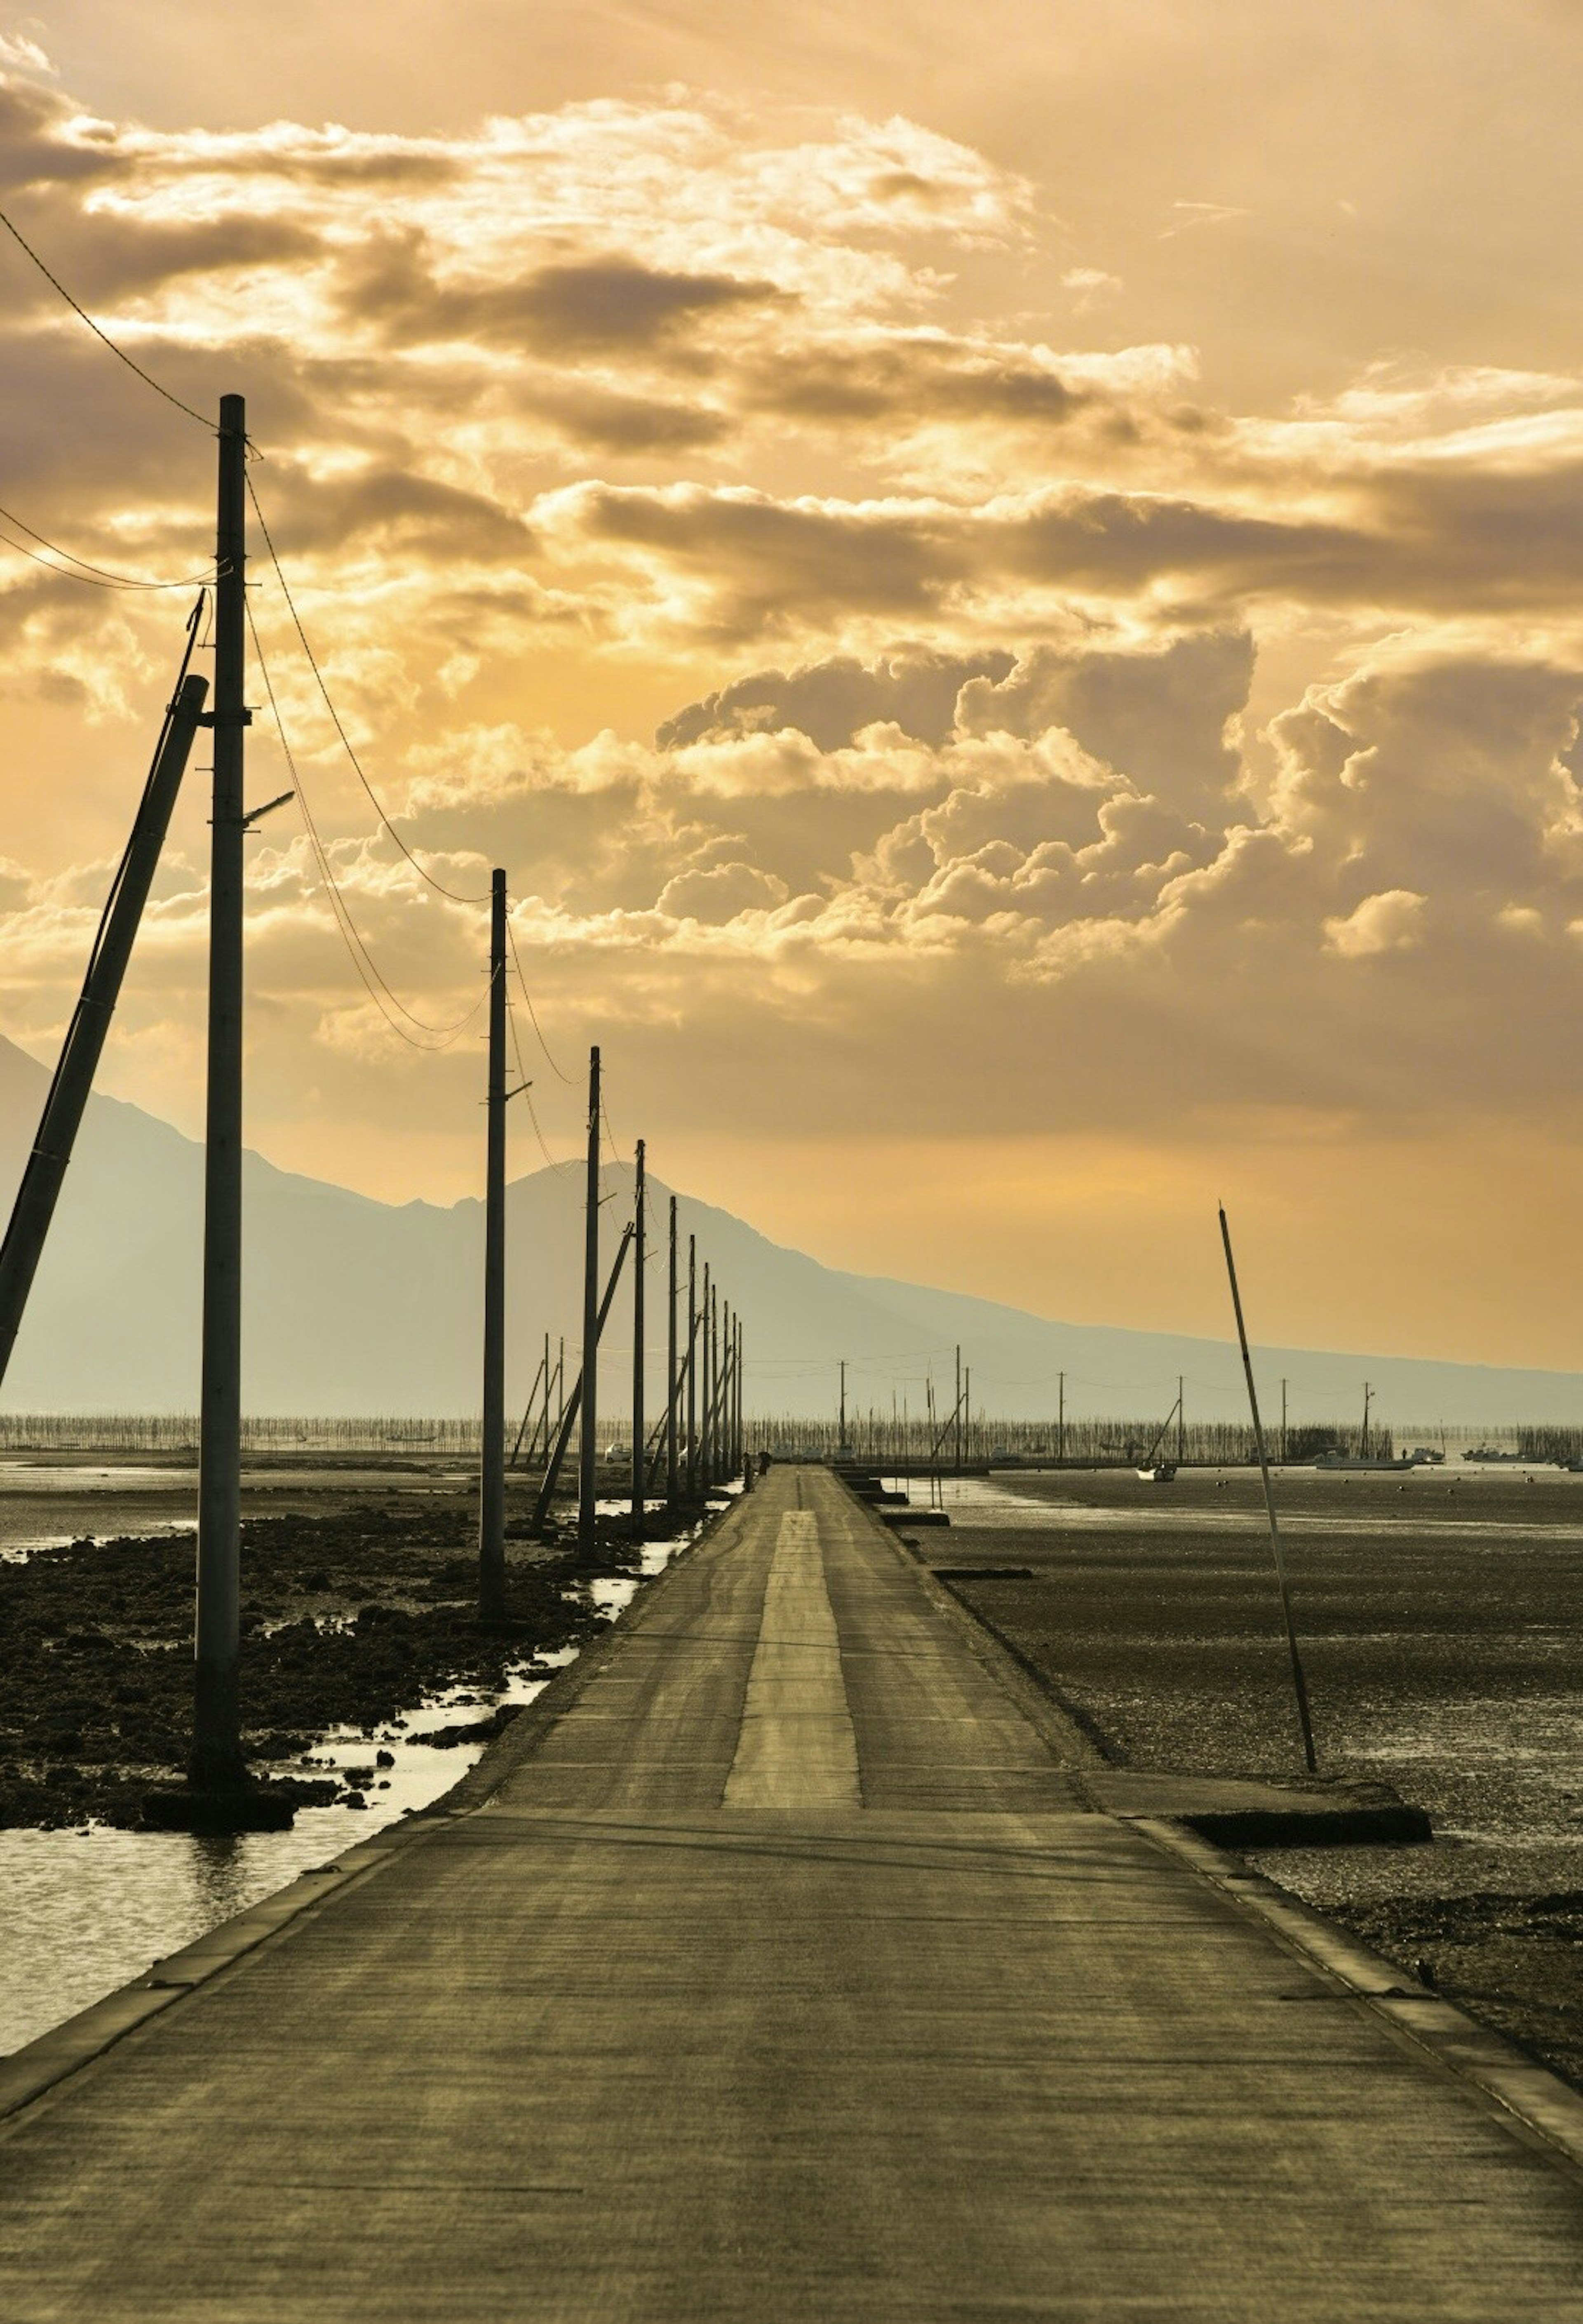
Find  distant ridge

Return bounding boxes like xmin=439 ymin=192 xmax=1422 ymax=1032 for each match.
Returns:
xmin=0 ymin=1032 xmax=1578 ymax=1425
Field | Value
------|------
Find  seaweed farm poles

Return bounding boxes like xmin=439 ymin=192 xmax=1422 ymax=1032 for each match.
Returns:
xmin=578 ymin=1047 xmax=601 ymax=1557
xmin=193 ymin=393 xmax=249 ymax=1797
xmin=478 ymin=869 xmax=507 ymax=1623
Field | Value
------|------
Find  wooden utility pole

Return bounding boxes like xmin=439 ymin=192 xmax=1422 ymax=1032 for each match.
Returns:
xmin=1281 ymin=1377 xmax=1288 ymax=1466
xmin=964 ymin=1365 xmax=972 ymax=1468
xmin=630 ymin=1138 xmax=646 ymax=1540
xmin=1057 ymin=1370 xmax=1065 ymax=1468
xmin=1361 ymin=1382 xmax=1372 ymax=1461
xmin=954 ymin=1345 xmax=962 ymax=1474
xmin=735 ymin=1314 xmax=744 ymax=1474
xmin=686 ymin=1233 xmax=698 ymax=1498
xmin=839 ymin=1357 xmax=847 ymax=1451
xmin=578 ymin=1046 xmax=601 ymax=1557
xmin=193 ymin=393 xmax=249 ymax=1796
xmin=666 ymin=1195 xmax=679 ymax=1511
xmin=478 ymin=868 xmax=507 ymax=1622
xmin=1177 ymin=1374 xmax=1185 ymax=1467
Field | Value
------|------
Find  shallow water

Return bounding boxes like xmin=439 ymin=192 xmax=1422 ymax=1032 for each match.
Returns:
xmin=0 ymin=1516 xmax=702 ymax=2058
xmin=0 ymin=1459 xmax=474 ymax=1563
xmin=883 ymin=1470 xmax=1583 ymax=1541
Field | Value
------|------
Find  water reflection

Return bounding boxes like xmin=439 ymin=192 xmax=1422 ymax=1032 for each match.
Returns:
xmin=0 ymin=1515 xmax=707 ymax=2058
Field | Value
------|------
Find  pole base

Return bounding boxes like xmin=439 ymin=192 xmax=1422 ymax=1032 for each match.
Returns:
xmin=141 ymin=1781 xmax=296 ymax=1834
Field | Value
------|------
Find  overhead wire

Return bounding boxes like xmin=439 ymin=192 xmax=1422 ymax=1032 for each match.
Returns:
xmin=0 ymin=202 xmax=213 ymax=430
xmin=0 ymin=205 xmax=587 ymax=1089
xmin=246 ymin=595 xmax=488 ymax=1051
xmin=505 ymin=915 xmax=575 ymax=1083
xmin=0 ymin=500 xmax=221 ymax=591
xmin=245 ymin=473 xmax=490 ymax=908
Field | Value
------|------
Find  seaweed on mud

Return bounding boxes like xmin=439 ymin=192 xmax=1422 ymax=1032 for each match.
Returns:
xmin=0 ymin=1495 xmax=663 ymax=1830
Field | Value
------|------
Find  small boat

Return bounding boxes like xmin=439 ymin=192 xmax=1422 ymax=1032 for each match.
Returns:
xmin=1136 ymin=1462 xmax=1177 ymax=1483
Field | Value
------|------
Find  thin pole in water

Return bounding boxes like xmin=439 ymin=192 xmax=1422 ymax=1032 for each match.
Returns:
xmin=1219 ymin=1205 xmax=1317 ymax=1773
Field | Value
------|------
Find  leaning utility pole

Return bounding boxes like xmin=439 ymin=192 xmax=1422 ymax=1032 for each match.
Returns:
xmin=630 ymin=1138 xmax=646 ymax=1540
xmin=0 ymin=656 xmax=208 ymax=1388
xmin=578 ymin=1045 xmax=601 ymax=1557
xmin=478 ymin=868 xmax=508 ymax=1622
xmin=193 ymin=393 xmax=249 ymax=1797
xmin=686 ymin=1233 xmax=698 ymax=1498
xmin=1220 ymin=1204 xmax=1318 ymax=1773
xmin=665 ymin=1196 xmax=679 ymax=1511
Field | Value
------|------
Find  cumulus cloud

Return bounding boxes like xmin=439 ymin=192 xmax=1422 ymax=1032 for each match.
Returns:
xmin=3 ymin=61 xmax=1583 ymax=1193
xmin=1324 ymin=889 xmax=1428 ymax=957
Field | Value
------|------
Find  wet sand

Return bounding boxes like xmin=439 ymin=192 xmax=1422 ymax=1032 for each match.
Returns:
xmin=927 ymin=1464 xmax=1583 ymax=2090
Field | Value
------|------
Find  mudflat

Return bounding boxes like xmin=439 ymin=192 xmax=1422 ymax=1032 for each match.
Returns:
xmin=931 ymin=1465 xmax=1583 ymax=2086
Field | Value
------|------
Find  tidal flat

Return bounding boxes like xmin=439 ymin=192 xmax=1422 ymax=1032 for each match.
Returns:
xmin=930 ymin=1465 xmax=1583 ymax=2091
xmin=0 ymin=1452 xmax=715 ymax=2055
xmin=0 ymin=1453 xmax=707 ymax=1829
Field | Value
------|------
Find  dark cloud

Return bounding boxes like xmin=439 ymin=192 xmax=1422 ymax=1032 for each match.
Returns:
xmin=577 ymin=486 xmax=963 ymax=632
xmin=520 ymin=381 xmax=729 ymax=455
xmin=342 ymin=233 xmax=785 ymax=355
xmin=742 ymin=340 xmax=1088 ymax=429
xmin=251 ymin=464 xmax=536 ymax=562
xmin=658 ymin=646 xmax=1015 ymax=750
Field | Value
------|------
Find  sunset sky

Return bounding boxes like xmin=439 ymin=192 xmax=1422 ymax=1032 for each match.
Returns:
xmin=1 ymin=2 xmax=1581 ymax=1369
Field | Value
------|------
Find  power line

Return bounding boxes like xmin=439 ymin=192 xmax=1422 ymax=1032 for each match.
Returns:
xmin=0 ymin=500 xmax=220 ymax=591
xmin=505 ymin=914 xmax=575 ymax=1083
xmin=246 ymin=595 xmax=488 ymax=1051
xmin=245 ymin=473 xmax=490 ymax=908
xmin=0 ymin=202 xmax=212 ymax=430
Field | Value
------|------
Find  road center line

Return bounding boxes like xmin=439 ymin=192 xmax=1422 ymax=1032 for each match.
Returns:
xmin=722 ymin=1508 xmax=862 ymax=1809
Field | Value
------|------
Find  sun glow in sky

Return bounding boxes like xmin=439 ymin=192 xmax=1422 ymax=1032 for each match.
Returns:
xmin=2 ymin=1 xmax=1583 ymax=1365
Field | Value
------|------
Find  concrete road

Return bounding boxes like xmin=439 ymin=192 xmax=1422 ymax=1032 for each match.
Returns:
xmin=5 ymin=1465 xmax=1583 ymax=2318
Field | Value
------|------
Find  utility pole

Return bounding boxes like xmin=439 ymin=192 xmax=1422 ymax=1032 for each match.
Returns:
xmin=964 ymin=1365 xmax=972 ymax=1468
xmin=666 ymin=1195 xmax=679 ymax=1511
xmin=193 ymin=392 xmax=249 ymax=1797
xmin=478 ymin=869 xmax=508 ymax=1620
xmin=578 ymin=1046 xmax=601 ymax=1557
xmin=735 ymin=1315 xmax=743 ymax=1475
xmin=1361 ymin=1381 xmax=1372 ymax=1461
xmin=1177 ymin=1374 xmax=1185 ymax=1468
xmin=686 ymin=1233 xmax=698 ymax=1498
xmin=701 ymin=1261 xmax=713 ymax=1487
xmin=630 ymin=1138 xmax=646 ymax=1541
xmin=839 ymin=1357 xmax=847 ymax=1452
xmin=1058 ymin=1371 xmax=1065 ymax=1468
xmin=1281 ymin=1377 xmax=1288 ymax=1467
xmin=0 ymin=660 xmax=209 ymax=1388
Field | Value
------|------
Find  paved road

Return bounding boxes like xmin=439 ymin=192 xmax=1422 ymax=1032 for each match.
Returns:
xmin=5 ymin=1466 xmax=1583 ymax=2318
